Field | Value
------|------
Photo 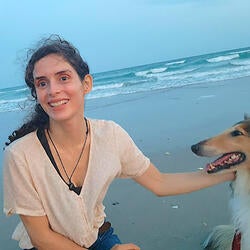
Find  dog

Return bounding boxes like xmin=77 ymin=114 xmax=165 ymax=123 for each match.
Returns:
xmin=191 ymin=115 xmax=250 ymax=250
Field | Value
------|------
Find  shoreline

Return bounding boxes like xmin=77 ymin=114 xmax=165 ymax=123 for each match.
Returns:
xmin=85 ymin=75 xmax=250 ymax=112
xmin=1 ymin=76 xmax=250 ymax=249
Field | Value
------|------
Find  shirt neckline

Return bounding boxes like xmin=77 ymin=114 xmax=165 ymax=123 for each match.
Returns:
xmin=36 ymin=128 xmax=82 ymax=195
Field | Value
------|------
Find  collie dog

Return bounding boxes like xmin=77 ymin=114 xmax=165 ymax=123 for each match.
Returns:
xmin=191 ymin=116 xmax=250 ymax=250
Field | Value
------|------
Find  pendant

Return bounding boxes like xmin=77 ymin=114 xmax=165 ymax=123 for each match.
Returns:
xmin=68 ymin=181 xmax=82 ymax=195
xmin=69 ymin=182 xmax=75 ymax=191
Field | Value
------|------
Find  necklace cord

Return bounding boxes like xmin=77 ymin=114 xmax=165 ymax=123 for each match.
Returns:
xmin=47 ymin=117 xmax=89 ymax=187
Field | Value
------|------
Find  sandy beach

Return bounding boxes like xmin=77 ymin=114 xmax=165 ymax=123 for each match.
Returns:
xmin=1 ymin=76 xmax=250 ymax=249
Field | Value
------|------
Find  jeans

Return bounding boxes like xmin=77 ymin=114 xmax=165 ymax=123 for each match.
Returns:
xmin=24 ymin=226 xmax=121 ymax=250
xmin=89 ymin=226 xmax=121 ymax=250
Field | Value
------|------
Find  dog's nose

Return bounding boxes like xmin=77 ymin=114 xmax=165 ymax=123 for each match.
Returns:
xmin=191 ymin=144 xmax=199 ymax=154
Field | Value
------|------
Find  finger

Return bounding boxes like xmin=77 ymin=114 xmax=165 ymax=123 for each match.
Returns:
xmin=111 ymin=243 xmax=140 ymax=250
xmin=122 ymin=243 xmax=140 ymax=250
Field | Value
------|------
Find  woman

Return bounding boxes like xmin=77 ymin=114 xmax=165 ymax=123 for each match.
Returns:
xmin=3 ymin=36 xmax=235 ymax=250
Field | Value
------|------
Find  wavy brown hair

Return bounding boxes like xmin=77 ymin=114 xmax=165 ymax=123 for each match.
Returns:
xmin=6 ymin=35 xmax=89 ymax=146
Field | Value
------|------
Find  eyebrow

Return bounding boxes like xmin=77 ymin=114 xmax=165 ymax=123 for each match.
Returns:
xmin=34 ymin=70 xmax=72 ymax=81
xmin=55 ymin=70 xmax=72 ymax=76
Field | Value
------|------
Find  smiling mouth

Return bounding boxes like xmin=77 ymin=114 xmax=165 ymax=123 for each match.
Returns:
xmin=49 ymin=100 xmax=69 ymax=107
xmin=206 ymin=152 xmax=246 ymax=173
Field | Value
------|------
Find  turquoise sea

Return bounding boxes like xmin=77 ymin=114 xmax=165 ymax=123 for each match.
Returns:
xmin=0 ymin=46 xmax=250 ymax=113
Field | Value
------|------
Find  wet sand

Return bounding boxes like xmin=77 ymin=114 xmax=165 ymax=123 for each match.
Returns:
xmin=1 ymin=76 xmax=250 ymax=249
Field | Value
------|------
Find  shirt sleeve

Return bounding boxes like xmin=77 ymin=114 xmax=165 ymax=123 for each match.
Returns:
xmin=3 ymin=145 xmax=46 ymax=217
xmin=113 ymin=122 xmax=150 ymax=178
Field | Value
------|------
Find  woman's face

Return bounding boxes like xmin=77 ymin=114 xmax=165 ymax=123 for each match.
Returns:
xmin=33 ymin=54 xmax=92 ymax=123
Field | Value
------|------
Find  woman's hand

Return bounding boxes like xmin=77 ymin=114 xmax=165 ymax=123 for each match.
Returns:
xmin=111 ymin=243 xmax=140 ymax=250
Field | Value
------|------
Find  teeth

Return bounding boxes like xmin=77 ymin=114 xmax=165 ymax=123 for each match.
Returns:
xmin=207 ymin=152 xmax=245 ymax=173
xmin=209 ymin=163 xmax=215 ymax=169
xmin=231 ymin=154 xmax=237 ymax=159
xmin=50 ymin=100 xmax=68 ymax=107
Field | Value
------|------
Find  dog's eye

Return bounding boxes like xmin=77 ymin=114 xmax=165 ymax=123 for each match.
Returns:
xmin=231 ymin=130 xmax=244 ymax=136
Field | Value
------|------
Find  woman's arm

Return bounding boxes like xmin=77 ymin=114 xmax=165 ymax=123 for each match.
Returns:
xmin=20 ymin=214 xmax=87 ymax=250
xmin=20 ymin=215 xmax=141 ymax=250
xmin=134 ymin=163 xmax=235 ymax=196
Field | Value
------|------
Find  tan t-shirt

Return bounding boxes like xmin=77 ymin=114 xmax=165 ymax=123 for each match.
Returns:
xmin=3 ymin=119 xmax=150 ymax=248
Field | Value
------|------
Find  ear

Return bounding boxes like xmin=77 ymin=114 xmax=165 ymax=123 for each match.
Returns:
xmin=244 ymin=113 xmax=250 ymax=120
xmin=82 ymin=74 xmax=93 ymax=94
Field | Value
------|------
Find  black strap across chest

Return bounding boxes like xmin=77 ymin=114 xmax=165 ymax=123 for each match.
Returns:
xmin=36 ymin=129 xmax=82 ymax=195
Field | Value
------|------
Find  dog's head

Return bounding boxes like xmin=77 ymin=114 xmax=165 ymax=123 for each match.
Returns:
xmin=191 ymin=115 xmax=250 ymax=174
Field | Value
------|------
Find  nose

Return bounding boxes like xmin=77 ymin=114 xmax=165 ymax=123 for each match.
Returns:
xmin=191 ymin=143 xmax=199 ymax=154
xmin=48 ymin=81 xmax=61 ymax=96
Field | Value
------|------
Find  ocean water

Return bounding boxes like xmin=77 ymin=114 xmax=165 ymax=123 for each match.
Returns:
xmin=0 ymin=46 xmax=250 ymax=113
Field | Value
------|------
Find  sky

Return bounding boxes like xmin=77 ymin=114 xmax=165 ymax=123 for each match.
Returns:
xmin=1 ymin=0 xmax=250 ymax=88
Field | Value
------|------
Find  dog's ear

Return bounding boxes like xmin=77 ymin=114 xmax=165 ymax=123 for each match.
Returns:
xmin=244 ymin=113 xmax=250 ymax=120
xmin=242 ymin=113 xmax=250 ymax=135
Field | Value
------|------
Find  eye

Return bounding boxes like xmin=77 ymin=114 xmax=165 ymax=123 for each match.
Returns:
xmin=60 ymin=75 xmax=69 ymax=82
xmin=36 ymin=81 xmax=48 ymax=88
xmin=231 ymin=130 xmax=244 ymax=136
